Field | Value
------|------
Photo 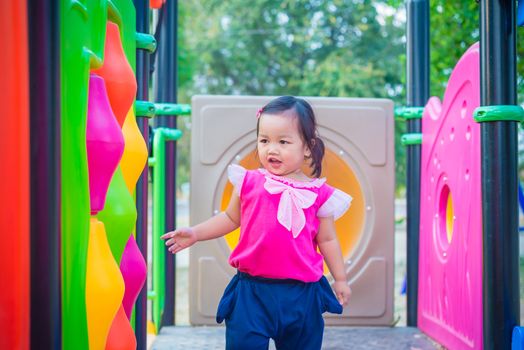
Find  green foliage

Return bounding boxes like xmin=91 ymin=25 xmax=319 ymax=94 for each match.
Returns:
xmin=174 ymin=2 xmax=197 ymax=189
xmin=179 ymin=0 xmax=404 ymax=99
xmin=399 ymin=1 xmax=524 ymax=102
xmin=177 ymin=2 xmax=198 ymax=93
xmin=428 ymin=2 xmax=480 ymax=99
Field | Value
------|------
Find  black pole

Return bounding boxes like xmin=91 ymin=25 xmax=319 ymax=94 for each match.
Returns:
xmin=28 ymin=0 xmax=62 ymax=348
xmin=480 ymin=1 xmax=520 ymax=349
xmin=134 ymin=0 xmax=150 ymax=348
xmin=156 ymin=0 xmax=178 ymax=328
xmin=405 ymin=0 xmax=429 ymax=327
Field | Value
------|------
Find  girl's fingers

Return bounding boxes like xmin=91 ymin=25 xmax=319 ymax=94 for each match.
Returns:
xmin=343 ymin=290 xmax=351 ymax=305
xmin=336 ymin=290 xmax=350 ymax=306
xmin=171 ymin=245 xmax=184 ymax=254
xmin=337 ymin=293 xmax=344 ymax=305
xmin=161 ymin=231 xmax=176 ymax=240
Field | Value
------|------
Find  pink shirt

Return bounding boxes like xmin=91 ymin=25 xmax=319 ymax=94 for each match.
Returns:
xmin=227 ymin=165 xmax=352 ymax=283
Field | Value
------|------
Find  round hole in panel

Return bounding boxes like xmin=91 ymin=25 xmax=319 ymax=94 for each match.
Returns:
xmin=438 ymin=184 xmax=454 ymax=250
xmin=460 ymin=100 xmax=468 ymax=119
xmin=220 ymin=148 xmax=365 ymax=275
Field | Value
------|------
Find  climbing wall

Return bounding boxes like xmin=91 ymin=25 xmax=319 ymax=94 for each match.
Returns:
xmin=60 ymin=1 xmax=146 ymax=348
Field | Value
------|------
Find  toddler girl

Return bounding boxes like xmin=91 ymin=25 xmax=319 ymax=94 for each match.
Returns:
xmin=162 ymin=96 xmax=352 ymax=350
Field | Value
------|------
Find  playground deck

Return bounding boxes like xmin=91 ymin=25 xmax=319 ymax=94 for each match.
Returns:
xmin=151 ymin=326 xmax=441 ymax=349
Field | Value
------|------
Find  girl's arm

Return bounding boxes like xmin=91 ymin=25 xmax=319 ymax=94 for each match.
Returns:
xmin=317 ymin=216 xmax=351 ymax=305
xmin=193 ymin=191 xmax=240 ymax=241
xmin=161 ymin=191 xmax=240 ymax=253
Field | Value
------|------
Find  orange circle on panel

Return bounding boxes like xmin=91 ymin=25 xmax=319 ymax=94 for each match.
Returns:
xmin=438 ymin=184 xmax=454 ymax=250
xmin=446 ymin=193 xmax=454 ymax=244
xmin=220 ymin=148 xmax=364 ymax=269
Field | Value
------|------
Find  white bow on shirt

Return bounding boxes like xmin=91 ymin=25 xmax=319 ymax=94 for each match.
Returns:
xmin=263 ymin=177 xmax=318 ymax=238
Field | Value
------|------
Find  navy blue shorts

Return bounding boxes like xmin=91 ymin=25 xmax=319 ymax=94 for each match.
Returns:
xmin=216 ymin=271 xmax=343 ymax=350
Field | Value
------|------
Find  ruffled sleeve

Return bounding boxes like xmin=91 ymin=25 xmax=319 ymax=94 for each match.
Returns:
xmin=227 ymin=164 xmax=247 ymax=195
xmin=317 ymin=189 xmax=352 ymax=220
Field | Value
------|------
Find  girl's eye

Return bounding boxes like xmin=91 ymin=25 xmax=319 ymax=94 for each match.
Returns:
xmin=279 ymin=140 xmax=289 ymax=144
xmin=259 ymin=139 xmax=268 ymax=144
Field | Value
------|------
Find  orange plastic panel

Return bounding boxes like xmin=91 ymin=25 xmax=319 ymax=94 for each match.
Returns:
xmin=0 ymin=1 xmax=30 ymax=349
xmin=150 ymin=0 xmax=166 ymax=9
xmin=92 ymin=22 xmax=137 ymax=127
xmin=105 ymin=305 xmax=136 ymax=350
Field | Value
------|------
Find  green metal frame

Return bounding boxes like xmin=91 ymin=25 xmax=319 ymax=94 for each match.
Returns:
xmin=135 ymin=32 xmax=157 ymax=52
xmin=148 ymin=127 xmax=183 ymax=331
xmin=135 ymin=100 xmax=156 ymax=118
xmin=154 ymin=103 xmax=191 ymax=116
xmin=473 ymin=105 xmax=524 ymax=123
xmin=401 ymin=133 xmax=423 ymax=146
xmin=135 ymin=101 xmax=191 ymax=118
xmin=395 ymin=106 xmax=424 ymax=121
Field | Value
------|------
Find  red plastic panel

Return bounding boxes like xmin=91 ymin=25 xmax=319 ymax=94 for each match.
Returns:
xmin=0 ymin=1 xmax=30 ymax=349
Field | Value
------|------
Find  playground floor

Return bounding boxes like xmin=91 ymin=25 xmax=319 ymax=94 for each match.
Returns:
xmin=151 ymin=326 xmax=441 ymax=349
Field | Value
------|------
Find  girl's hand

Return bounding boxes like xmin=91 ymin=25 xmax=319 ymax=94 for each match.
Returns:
xmin=333 ymin=280 xmax=351 ymax=306
xmin=160 ymin=227 xmax=198 ymax=254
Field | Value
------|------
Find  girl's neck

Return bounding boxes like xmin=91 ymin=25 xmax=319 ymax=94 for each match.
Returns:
xmin=263 ymin=168 xmax=313 ymax=183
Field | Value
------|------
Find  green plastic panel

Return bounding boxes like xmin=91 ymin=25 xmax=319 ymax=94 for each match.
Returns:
xmin=60 ymin=1 xmax=108 ymax=348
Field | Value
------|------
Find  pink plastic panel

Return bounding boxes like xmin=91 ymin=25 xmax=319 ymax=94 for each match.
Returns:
xmin=418 ymin=42 xmax=482 ymax=350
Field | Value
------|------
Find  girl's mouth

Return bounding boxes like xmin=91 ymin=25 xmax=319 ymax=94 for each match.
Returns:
xmin=268 ymin=157 xmax=282 ymax=164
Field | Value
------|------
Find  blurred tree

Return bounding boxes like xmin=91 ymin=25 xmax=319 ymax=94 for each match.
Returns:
xmin=180 ymin=0 xmax=404 ymax=99
xmin=173 ymin=2 xmax=197 ymax=191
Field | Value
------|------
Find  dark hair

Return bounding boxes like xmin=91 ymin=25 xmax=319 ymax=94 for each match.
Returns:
xmin=256 ymin=96 xmax=325 ymax=177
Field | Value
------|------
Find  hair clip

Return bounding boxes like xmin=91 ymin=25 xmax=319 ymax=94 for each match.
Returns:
xmin=256 ymin=108 xmax=263 ymax=119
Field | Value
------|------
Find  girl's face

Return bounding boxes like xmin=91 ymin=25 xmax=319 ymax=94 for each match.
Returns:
xmin=257 ymin=111 xmax=311 ymax=178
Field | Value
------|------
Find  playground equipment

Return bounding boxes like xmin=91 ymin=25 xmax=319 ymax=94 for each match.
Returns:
xmin=403 ymin=1 xmax=522 ymax=349
xmin=0 ymin=0 xmax=181 ymax=349
xmin=417 ymin=43 xmax=483 ymax=349
xmin=149 ymin=126 xmax=183 ymax=332
xmin=3 ymin=0 xmax=524 ymax=349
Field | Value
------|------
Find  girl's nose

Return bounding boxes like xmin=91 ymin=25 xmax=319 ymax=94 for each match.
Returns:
xmin=268 ymin=144 xmax=279 ymax=154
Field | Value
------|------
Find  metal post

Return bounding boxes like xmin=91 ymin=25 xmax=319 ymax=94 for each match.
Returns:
xmin=405 ymin=0 xmax=429 ymax=327
xmin=28 ymin=0 xmax=62 ymax=348
xmin=134 ymin=0 xmax=150 ymax=348
xmin=155 ymin=0 xmax=178 ymax=328
xmin=480 ymin=1 xmax=520 ymax=348
xmin=150 ymin=128 xmax=183 ymax=332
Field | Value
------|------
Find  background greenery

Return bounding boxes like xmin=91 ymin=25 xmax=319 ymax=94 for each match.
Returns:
xmin=171 ymin=0 xmax=524 ymax=194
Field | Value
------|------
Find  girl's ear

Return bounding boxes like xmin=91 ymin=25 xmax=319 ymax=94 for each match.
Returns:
xmin=304 ymin=150 xmax=312 ymax=159
xmin=304 ymin=138 xmax=314 ymax=159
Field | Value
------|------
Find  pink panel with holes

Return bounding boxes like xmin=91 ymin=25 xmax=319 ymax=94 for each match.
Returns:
xmin=418 ymin=42 xmax=482 ymax=350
